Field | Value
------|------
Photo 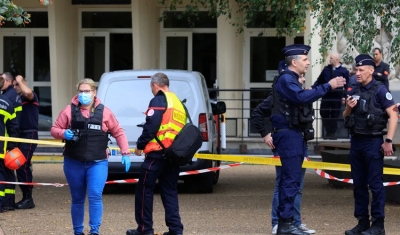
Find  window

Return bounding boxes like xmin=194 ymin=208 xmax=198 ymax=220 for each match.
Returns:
xmin=163 ymin=11 xmax=217 ymax=28
xmin=81 ymin=12 xmax=132 ymax=28
xmin=246 ymin=11 xmax=293 ymax=28
xmin=250 ymin=37 xmax=285 ymax=83
xmin=1 ymin=12 xmax=48 ymax=28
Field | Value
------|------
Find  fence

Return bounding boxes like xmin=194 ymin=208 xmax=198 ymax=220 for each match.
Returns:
xmin=208 ymin=88 xmax=350 ymax=143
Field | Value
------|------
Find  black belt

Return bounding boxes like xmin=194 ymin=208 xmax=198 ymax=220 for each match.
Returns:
xmin=19 ymin=129 xmax=38 ymax=133
xmin=273 ymin=128 xmax=301 ymax=133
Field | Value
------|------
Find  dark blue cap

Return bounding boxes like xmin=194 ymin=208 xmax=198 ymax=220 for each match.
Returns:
xmin=355 ymin=54 xmax=375 ymax=67
xmin=278 ymin=60 xmax=286 ymax=73
xmin=281 ymin=44 xmax=311 ymax=57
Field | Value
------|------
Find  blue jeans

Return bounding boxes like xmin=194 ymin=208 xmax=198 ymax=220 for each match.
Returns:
xmin=271 ymin=164 xmax=306 ymax=227
xmin=63 ymin=157 xmax=108 ymax=235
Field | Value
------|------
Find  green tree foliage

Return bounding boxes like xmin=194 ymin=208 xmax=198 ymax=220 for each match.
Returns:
xmin=158 ymin=0 xmax=400 ymax=63
xmin=0 ymin=0 xmax=30 ymax=26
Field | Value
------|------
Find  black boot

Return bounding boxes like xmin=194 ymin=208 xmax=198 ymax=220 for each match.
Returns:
xmin=277 ymin=218 xmax=310 ymax=235
xmin=361 ymin=218 xmax=385 ymax=235
xmin=15 ymin=191 xmax=35 ymax=209
xmin=345 ymin=217 xmax=370 ymax=235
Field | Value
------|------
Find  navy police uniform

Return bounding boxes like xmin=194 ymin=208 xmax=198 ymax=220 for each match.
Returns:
xmin=132 ymin=90 xmax=183 ymax=235
xmin=272 ymin=44 xmax=335 ymax=235
xmin=0 ymin=95 xmax=19 ymax=212
xmin=344 ymin=54 xmax=393 ymax=235
xmin=14 ymin=92 xmax=39 ymax=209
xmin=312 ymin=63 xmax=349 ymax=137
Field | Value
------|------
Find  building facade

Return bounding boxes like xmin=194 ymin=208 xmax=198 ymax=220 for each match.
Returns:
xmin=1 ymin=0 xmax=323 ymax=138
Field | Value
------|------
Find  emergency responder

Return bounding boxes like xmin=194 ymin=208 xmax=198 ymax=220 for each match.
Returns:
xmin=12 ymin=75 xmax=39 ymax=209
xmin=271 ymin=44 xmax=346 ymax=235
xmin=126 ymin=72 xmax=184 ymax=235
xmin=312 ymin=53 xmax=349 ymax=139
xmin=1 ymin=72 xmax=22 ymax=115
xmin=0 ymin=76 xmax=19 ymax=213
xmin=0 ymin=72 xmax=21 ymax=211
xmin=344 ymin=54 xmax=397 ymax=235
xmin=51 ymin=78 xmax=130 ymax=235
xmin=251 ymin=72 xmax=315 ymax=235
xmin=372 ymin=48 xmax=390 ymax=89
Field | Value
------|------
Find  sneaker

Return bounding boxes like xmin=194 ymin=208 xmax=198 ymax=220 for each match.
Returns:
xmin=298 ymin=224 xmax=316 ymax=234
xmin=271 ymin=224 xmax=278 ymax=234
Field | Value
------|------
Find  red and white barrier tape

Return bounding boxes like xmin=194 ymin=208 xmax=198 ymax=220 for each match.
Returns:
xmin=0 ymin=162 xmax=242 ymax=187
xmin=314 ymin=169 xmax=400 ymax=187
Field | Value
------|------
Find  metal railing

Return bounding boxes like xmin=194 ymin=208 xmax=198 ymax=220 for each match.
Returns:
xmin=208 ymin=88 xmax=350 ymax=143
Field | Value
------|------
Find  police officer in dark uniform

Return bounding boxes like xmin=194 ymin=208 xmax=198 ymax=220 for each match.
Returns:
xmin=372 ymin=48 xmax=390 ymax=89
xmin=12 ymin=75 xmax=39 ymax=209
xmin=126 ymin=72 xmax=184 ymax=235
xmin=343 ymin=54 xmax=397 ymax=235
xmin=312 ymin=53 xmax=349 ymax=138
xmin=271 ymin=44 xmax=346 ymax=235
xmin=0 ymin=76 xmax=19 ymax=213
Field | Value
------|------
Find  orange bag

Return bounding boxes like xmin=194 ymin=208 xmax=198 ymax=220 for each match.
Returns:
xmin=4 ymin=148 xmax=26 ymax=170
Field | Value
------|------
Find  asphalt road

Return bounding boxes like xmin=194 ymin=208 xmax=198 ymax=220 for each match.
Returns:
xmin=1 ymin=164 xmax=400 ymax=235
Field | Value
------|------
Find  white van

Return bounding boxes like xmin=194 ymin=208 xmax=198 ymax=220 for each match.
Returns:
xmin=97 ymin=70 xmax=226 ymax=193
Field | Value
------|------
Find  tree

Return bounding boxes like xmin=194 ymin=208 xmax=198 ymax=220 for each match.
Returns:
xmin=158 ymin=0 xmax=400 ymax=63
xmin=0 ymin=0 xmax=30 ymax=26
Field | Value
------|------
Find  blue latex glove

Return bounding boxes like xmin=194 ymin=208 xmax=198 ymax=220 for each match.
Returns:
xmin=64 ymin=129 xmax=74 ymax=140
xmin=121 ymin=156 xmax=131 ymax=172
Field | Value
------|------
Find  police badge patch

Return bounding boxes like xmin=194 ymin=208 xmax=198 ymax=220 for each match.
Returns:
xmin=386 ymin=92 xmax=393 ymax=100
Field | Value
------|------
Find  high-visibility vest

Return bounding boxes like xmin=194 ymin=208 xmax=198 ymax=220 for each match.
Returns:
xmin=143 ymin=92 xmax=187 ymax=154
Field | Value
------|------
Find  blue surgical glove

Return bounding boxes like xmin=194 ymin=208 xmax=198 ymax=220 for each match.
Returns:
xmin=121 ymin=156 xmax=131 ymax=172
xmin=64 ymin=129 xmax=74 ymax=140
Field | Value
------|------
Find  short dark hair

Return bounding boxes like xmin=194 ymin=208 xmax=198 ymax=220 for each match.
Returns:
xmin=1 ymin=72 xmax=14 ymax=81
xmin=373 ymin=48 xmax=382 ymax=54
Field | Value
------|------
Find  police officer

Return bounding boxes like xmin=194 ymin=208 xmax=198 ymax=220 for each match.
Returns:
xmin=12 ymin=75 xmax=39 ymax=209
xmin=271 ymin=44 xmax=346 ymax=235
xmin=126 ymin=73 xmax=184 ymax=235
xmin=0 ymin=76 xmax=19 ymax=213
xmin=372 ymin=48 xmax=390 ymax=89
xmin=343 ymin=54 xmax=397 ymax=235
xmin=312 ymin=53 xmax=349 ymax=139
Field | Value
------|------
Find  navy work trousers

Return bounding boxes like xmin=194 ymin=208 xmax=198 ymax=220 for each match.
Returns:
xmin=135 ymin=152 xmax=183 ymax=235
xmin=350 ymin=136 xmax=385 ymax=219
xmin=16 ymin=131 xmax=38 ymax=192
xmin=272 ymin=129 xmax=307 ymax=220
xmin=320 ymin=98 xmax=342 ymax=134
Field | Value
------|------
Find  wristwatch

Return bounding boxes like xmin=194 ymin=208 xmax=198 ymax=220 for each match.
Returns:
xmin=385 ymin=138 xmax=392 ymax=143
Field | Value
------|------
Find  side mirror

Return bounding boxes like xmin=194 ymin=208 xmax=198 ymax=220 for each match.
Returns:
xmin=211 ymin=101 xmax=226 ymax=115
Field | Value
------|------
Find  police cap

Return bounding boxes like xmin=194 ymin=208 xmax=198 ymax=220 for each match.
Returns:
xmin=355 ymin=54 xmax=375 ymax=67
xmin=281 ymin=44 xmax=311 ymax=57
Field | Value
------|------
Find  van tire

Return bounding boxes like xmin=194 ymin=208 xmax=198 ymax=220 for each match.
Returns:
xmin=197 ymin=172 xmax=214 ymax=193
xmin=212 ymin=160 xmax=221 ymax=185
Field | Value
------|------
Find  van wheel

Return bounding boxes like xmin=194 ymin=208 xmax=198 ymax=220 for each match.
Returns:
xmin=197 ymin=172 xmax=214 ymax=193
xmin=212 ymin=160 xmax=221 ymax=185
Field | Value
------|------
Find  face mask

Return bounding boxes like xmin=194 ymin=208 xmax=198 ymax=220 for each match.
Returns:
xmin=78 ymin=93 xmax=92 ymax=105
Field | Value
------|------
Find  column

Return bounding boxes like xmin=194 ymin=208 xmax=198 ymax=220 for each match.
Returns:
xmin=305 ymin=11 xmax=324 ymax=138
xmin=217 ymin=0 xmax=245 ymax=151
xmin=132 ymin=0 xmax=159 ymax=69
xmin=47 ymin=1 xmax=78 ymax=121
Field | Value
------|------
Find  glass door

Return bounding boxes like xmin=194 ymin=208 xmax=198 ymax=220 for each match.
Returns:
xmin=0 ymin=32 xmax=30 ymax=80
xmin=160 ymin=32 xmax=192 ymax=70
xmin=79 ymin=32 xmax=110 ymax=82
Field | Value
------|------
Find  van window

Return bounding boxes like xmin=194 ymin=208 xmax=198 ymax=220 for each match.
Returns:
xmin=103 ymin=79 xmax=199 ymax=141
